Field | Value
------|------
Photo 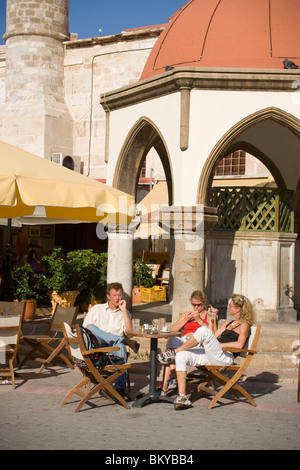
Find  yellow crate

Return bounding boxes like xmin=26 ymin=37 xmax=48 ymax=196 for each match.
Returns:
xmin=140 ymin=286 xmax=167 ymax=303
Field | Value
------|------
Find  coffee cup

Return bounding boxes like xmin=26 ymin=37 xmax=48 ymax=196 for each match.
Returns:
xmin=162 ymin=326 xmax=169 ymax=332
xmin=144 ymin=323 xmax=149 ymax=330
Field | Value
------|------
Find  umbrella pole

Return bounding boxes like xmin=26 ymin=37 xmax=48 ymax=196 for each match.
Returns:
xmin=1 ymin=218 xmax=15 ymax=301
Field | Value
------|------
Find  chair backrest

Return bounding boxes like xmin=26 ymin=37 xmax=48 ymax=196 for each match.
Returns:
xmin=240 ymin=324 xmax=261 ymax=358
xmin=48 ymin=305 xmax=79 ymax=334
xmin=146 ymin=264 xmax=160 ymax=279
xmin=0 ymin=315 xmax=22 ymax=346
xmin=0 ymin=301 xmax=25 ymax=318
xmin=161 ymin=268 xmax=170 ymax=285
xmin=62 ymin=322 xmax=84 ymax=361
xmin=0 ymin=314 xmax=23 ymax=365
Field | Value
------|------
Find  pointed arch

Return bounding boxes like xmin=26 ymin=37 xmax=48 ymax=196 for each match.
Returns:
xmin=113 ymin=117 xmax=173 ymax=204
xmin=198 ymin=107 xmax=300 ymax=204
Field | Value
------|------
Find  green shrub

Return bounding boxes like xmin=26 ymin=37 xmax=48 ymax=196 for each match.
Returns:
xmin=133 ymin=258 xmax=154 ymax=288
xmin=37 ymin=248 xmax=107 ymax=302
xmin=11 ymin=264 xmax=42 ymax=301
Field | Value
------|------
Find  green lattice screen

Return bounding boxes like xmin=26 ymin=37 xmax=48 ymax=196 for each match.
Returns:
xmin=210 ymin=187 xmax=294 ymax=232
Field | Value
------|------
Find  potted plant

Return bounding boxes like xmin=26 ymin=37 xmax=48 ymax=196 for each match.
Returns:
xmin=11 ymin=264 xmax=42 ymax=321
xmin=38 ymin=248 xmax=108 ymax=311
xmin=132 ymin=258 xmax=154 ymax=304
xmin=37 ymin=248 xmax=79 ymax=311
xmin=65 ymin=250 xmax=107 ymax=307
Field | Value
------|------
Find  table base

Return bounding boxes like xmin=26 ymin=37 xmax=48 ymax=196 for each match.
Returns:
xmin=133 ymin=392 xmax=174 ymax=408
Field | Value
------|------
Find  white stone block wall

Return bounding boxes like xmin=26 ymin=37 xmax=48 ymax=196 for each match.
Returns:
xmin=64 ymin=36 xmax=157 ymax=179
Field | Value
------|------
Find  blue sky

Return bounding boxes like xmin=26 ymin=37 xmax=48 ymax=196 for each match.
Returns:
xmin=0 ymin=0 xmax=185 ymax=45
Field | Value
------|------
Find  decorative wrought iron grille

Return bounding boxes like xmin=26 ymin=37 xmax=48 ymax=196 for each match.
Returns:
xmin=210 ymin=187 xmax=294 ymax=232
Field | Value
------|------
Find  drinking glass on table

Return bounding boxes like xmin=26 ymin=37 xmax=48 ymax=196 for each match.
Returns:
xmin=152 ymin=319 xmax=160 ymax=332
xmin=132 ymin=318 xmax=140 ymax=331
xmin=158 ymin=318 xmax=166 ymax=331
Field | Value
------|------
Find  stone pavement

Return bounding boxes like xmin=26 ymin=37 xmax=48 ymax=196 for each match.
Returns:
xmin=0 ymin=303 xmax=299 ymax=452
xmin=0 ymin=357 xmax=299 ymax=451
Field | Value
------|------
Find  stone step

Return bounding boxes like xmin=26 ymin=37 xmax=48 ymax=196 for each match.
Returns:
xmin=30 ymin=309 xmax=300 ymax=371
xmin=133 ymin=322 xmax=300 ymax=370
xmin=249 ymin=351 xmax=296 ymax=370
xmin=258 ymin=336 xmax=294 ymax=353
xmin=134 ymin=345 xmax=296 ymax=370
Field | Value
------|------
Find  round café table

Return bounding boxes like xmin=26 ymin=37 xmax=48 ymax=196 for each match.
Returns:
xmin=126 ymin=329 xmax=181 ymax=408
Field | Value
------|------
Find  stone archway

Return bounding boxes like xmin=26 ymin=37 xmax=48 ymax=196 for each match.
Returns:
xmin=113 ymin=117 xmax=173 ymax=203
xmin=198 ymin=107 xmax=300 ymax=204
xmin=200 ymin=107 xmax=300 ymax=321
xmin=107 ymin=117 xmax=173 ymax=307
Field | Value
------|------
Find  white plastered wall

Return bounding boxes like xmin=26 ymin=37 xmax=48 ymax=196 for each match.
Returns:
xmin=106 ymin=88 xmax=300 ymax=201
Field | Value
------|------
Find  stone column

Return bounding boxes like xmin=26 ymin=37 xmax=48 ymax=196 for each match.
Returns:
xmin=160 ymin=205 xmax=217 ymax=322
xmin=107 ymin=222 xmax=138 ymax=311
xmin=2 ymin=0 xmax=73 ymax=157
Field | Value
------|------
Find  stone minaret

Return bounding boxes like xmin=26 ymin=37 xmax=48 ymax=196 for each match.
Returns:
xmin=2 ymin=0 xmax=73 ymax=157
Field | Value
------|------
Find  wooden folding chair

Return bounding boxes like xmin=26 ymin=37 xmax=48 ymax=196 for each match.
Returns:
xmin=82 ymin=311 xmax=132 ymax=392
xmin=146 ymin=264 xmax=160 ymax=281
xmin=0 ymin=312 xmax=24 ymax=388
xmin=0 ymin=302 xmax=26 ymax=365
xmin=62 ymin=322 xmax=131 ymax=412
xmin=188 ymin=325 xmax=261 ymax=409
xmin=158 ymin=268 xmax=170 ymax=287
xmin=19 ymin=305 xmax=79 ymax=373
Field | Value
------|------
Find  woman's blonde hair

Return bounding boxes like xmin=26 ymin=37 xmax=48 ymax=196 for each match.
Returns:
xmin=231 ymin=294 xmax=255 ymax=326
xmin=190 ymin=290 xmax=207 ymax=307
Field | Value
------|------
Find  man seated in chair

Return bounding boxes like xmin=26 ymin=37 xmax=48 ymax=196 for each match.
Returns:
xmin=83 ymin=282 xmax=139 ymax=400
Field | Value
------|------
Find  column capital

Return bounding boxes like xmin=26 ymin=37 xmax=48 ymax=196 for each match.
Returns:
xmin=107 ymin=217 xmax=140 ymax=238
xmin=159 ymin=205 xmax=218 ymax=233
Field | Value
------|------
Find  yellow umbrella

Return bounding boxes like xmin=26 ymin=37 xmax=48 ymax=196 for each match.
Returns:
xmin=135 ymin=180 xmax=169 ymax=238
xmin=0 ymin=141 xmax=135 ymax=224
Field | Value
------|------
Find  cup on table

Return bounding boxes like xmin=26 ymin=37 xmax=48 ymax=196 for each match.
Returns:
xmin=161 ymin=325 xmax=169 ymax=332
xmin=144 ymin=323 xmax=149 ymax=330
xmin=132 ymin=318 xmax=140 ymax=331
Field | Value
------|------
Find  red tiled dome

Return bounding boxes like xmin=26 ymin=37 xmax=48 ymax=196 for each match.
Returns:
xmin=140 ymin=0 xmax=300 ymax=80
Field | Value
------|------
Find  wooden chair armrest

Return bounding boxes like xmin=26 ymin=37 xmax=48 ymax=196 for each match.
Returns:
xmin=82 ymin=346 xmax=119 ymax=355
xmin=23 ymin=318 xmax=51 ymax=324
xmin=65 ymin=337 xmax=77 ymax=343
xmin=223 ymin=346 xmax=257 ymax=354
xmin=102 ymin=363 xmax=131 ymax=372
xmin=0 ymin=326 xmax=19 ymax=332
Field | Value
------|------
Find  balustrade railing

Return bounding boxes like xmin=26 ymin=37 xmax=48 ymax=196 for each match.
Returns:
xmin=210 ymin=187 xmax=294 ymax=232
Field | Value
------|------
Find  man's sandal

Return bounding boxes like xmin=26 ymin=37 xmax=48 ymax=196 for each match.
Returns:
xmin=157 ymin=349 xmax=176 ymax=365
